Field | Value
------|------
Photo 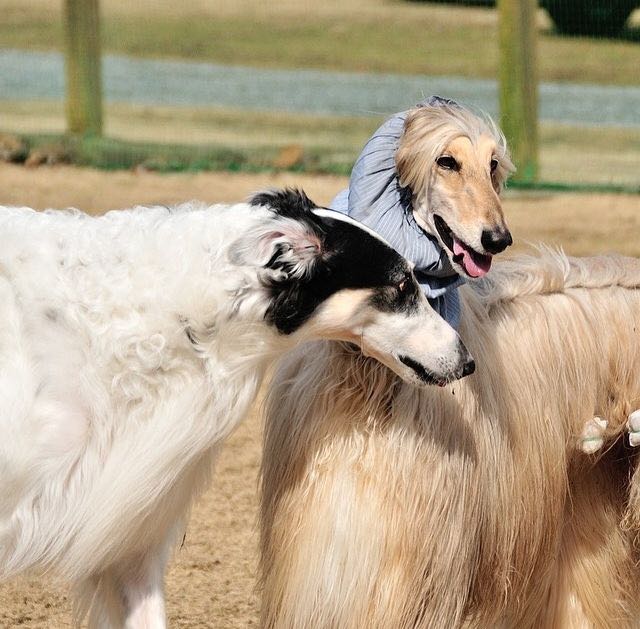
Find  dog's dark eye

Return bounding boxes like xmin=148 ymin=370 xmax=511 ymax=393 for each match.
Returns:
xmin=490 ymin=158 xmax=499 ymax=173
xmin=436 ymin=156 xmax=459 ymax=171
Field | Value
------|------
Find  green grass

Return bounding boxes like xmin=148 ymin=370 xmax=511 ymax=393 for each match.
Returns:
xmin=0 ymin=100 xmax=380 ymax=147
xmin=0 ymin=0 xmax=639 ymax=85
xmin=11 ymin=132 xmax=359 ymax=176
xmin=6 ymin=118 xmax=639 ymax=194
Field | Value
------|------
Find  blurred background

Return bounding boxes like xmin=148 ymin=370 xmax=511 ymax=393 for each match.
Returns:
xmin=0 ymin=0 xmax=638 ymax=188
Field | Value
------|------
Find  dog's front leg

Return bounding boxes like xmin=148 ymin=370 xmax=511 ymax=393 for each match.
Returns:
xmin=119 ymin=545 xmax=171 ymax=629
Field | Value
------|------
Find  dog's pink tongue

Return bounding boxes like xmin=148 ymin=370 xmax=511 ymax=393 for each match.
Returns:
xmin=453 ymin=238 xmax=492 ymax=278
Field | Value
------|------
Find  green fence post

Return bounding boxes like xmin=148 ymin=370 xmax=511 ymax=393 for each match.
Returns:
xmin=498 ymin=0 xmax=538 ymax=182
xmin=64 ymin=0 xmax=103 ymax=136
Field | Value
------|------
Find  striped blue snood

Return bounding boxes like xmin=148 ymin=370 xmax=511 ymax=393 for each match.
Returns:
xmin=330 ymin=97 xmax=464 ymax=329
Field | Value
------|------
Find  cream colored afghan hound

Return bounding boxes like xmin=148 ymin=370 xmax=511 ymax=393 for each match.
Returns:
xmin=259 ymin=103 xmax=640 ymax=628
xmin=261 ymin=250 xmax=640 ymax=628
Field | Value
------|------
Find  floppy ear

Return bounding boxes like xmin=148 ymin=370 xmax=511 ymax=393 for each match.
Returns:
xmin=229 ymin=216 xmax=326 ymax=284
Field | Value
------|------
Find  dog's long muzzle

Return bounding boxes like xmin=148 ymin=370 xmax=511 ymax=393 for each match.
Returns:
xmin=395 ymin=339 xmax=474 ymax=387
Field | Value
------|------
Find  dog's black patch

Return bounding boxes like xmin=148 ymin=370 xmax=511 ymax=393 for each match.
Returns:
xmin=250 ymin=188 xmax=317 ymax=220
xmin=418 ymin=95 xmax=461 ymax=110
xmin=185 ymin=325 xmax=199 ymax=347
xmin=253 ymin=189 xmax=421 ymax=334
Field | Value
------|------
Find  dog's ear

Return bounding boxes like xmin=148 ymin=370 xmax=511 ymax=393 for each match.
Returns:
xmin=258 ymin=218 xmax=326 ymax=283
xmin=249 ymin=188 xmax=317 ymax=218
xmin=231 ymin=187 xmax=329 ymax=284
xmin=229 ymin=216 xmax=326 ymax=284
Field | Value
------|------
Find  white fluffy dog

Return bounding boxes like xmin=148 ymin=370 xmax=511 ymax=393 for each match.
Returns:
xmin=0 ymin=188 xmax=473 ymax=627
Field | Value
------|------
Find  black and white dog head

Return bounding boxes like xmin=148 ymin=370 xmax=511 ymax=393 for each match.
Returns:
xmin=232 ymin=188 xmax=474 ymax=387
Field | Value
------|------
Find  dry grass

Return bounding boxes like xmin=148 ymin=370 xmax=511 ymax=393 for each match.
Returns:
xmin=0 ymin=164 xmax=638 ymax=627
xmin=0 ymin=0 xmax=521 ymax=23
xmin=0 ymin=102 xmax=376 ymax=150
xmin=0 ymin=0 xmax=639 ymax=85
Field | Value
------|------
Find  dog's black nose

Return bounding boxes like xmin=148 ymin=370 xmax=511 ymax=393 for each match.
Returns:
xmin=481 ymin=229 xmax=513 ymax=255
xmin=461 ymin=359 xmax=476 ymax=378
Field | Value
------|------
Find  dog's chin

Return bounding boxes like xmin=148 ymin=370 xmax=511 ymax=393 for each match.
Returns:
xmin=400 ymin=369 xmax=449 ymax=388
xmin=432 ymin=214 xmax=493 ymax=279
xmin=396 ymin=354 xmax=454 ymax=388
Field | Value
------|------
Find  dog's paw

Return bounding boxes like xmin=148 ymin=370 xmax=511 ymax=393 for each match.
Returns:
xmin=627 ymin=410 xmax=640 ymax=447
xmin=580 ymin=416 xmax=607 ymax=454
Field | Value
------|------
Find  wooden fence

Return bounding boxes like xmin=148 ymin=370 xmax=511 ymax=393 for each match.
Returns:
xmin=64 ymin=0 xmax=103 ymax=136
xmin=498 ymin=0 xmax=539 ymax=182
xmin=63 ymin=0 xmax=539 ymax=180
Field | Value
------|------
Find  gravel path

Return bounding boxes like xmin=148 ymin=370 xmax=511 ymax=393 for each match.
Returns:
xmin=1 ymin=49 xmax=639 ymax=127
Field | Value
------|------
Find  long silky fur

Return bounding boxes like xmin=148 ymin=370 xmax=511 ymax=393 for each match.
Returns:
xmin=0 ymin=199 xmax=333 ymax=626
xmin=260 ymin=249 xmax=640 ymax=628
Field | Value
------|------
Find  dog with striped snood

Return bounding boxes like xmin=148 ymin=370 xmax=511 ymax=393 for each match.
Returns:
xmin=260 ymin=100 xmax=640 ymax=627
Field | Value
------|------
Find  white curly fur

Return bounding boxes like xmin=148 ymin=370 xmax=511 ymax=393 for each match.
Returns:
xmin=0 ymin=198 xmax=462 ymax=627
xmin=0 ymin=201 xmax=298 ymax=626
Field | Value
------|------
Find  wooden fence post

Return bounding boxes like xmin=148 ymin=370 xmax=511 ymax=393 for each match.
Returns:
xmin=64 ymin=0 xmax=103 ymax=136
xmin=498 ymin=0 xmax=538 ymax=182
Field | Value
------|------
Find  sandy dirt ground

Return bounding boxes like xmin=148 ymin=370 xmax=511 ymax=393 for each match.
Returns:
xmin=0 ymin=163 xmax=638 ymax=628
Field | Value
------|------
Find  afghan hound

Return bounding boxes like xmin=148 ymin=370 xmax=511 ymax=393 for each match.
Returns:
xmin=394 ymin=98 xmax=514 ymax=279
xmin=261 ymin=250 xmax=640 ymax=628
xmin=260 ymin=101 xmax=640 ymax=628
xmin=0 ymin=189 xmax=473 ymax=628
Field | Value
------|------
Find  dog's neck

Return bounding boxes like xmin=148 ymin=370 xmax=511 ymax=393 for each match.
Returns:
xmin=183 ymin=322 xmax=290 ymax=443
